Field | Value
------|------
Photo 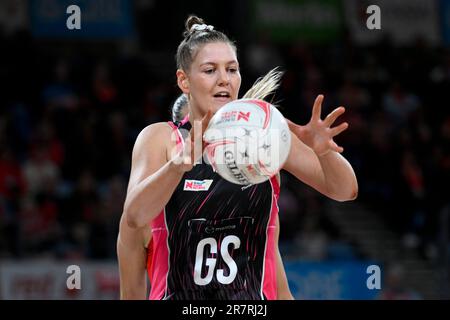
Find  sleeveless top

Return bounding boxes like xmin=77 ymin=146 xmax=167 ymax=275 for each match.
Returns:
xmin=147 ymin=116 xmax=280 ymax=300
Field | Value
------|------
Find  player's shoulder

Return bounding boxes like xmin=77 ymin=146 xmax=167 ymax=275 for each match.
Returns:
xmin=135 ymin=121 xmax=175 ymax=143
xmin=132 ymin=122 xmax=174 ymax=153
xmin=137 ymin=122 xmax=173 ymax=140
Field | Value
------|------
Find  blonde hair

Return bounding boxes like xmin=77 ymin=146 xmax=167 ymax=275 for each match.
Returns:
xmin=172 ymin=93 xmax=189 ymax=122
xmin=176 ymin=15 xmax=236 ymax=71
xmin=242 ymin=67 xmax=284 ymax=101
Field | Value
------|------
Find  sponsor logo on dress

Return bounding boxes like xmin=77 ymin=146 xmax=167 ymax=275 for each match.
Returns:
xmin=183 ymin=179 xmax=214 ymax=191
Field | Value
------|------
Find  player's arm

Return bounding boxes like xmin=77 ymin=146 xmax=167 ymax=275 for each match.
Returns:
xmin=123 ymin=122 xmax=186 ymax=228
xmin=124 ymin=110 xmax=212 ymax=229
xmin=117 ymin=214 xmax=148 ymax=299
xmin=275 ymin=215 xmax=294 ymax=300
xmin=283 ymin=95 xmax=358 ymax=202
xmin=283 ymin=133 xmax=357 ymax=201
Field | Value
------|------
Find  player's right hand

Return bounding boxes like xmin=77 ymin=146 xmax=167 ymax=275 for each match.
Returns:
xmin=172 ymin=109 xmax=213 ymax=173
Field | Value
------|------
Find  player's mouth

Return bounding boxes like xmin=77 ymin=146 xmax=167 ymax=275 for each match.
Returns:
xmin=213 ymin=91 xmax=231 ymax=102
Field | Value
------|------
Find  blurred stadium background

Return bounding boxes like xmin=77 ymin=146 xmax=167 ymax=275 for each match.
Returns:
xmin=0 ymin=0 xmax=449 ymax=299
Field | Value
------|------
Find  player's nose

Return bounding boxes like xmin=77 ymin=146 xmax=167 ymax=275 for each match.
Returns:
xmin=217 ymin=68 xmax=230 ymax=86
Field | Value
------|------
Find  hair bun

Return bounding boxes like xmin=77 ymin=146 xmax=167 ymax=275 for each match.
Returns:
xmin=183 ymin=15 xmax=205 ymax=37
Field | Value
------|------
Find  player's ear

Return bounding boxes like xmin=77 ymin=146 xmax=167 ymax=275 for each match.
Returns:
xmin=176 ymin=69 xmax=189 ymax=94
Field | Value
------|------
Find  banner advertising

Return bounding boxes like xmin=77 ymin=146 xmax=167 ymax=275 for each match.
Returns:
xmin=285 ymin=260 xmax=381 ymax=300
xmin=344 ymin=0 xmax=441 ymax=46
xmin=1 ymin=260 xmax=379 ymax=300
xmin=29 ymin=0 xmax=134 ymax=39
xmin=0 ymin=260 xmax=119 ymax=300
xmin=252 ymin=0 xmax=343 ymax=43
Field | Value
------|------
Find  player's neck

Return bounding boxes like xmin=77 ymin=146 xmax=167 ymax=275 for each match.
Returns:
xmin=188 ymin=110 xmax=204 ymax=123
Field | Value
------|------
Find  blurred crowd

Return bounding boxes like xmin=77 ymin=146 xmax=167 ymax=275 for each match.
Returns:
xmin=266 ymin=36 xmax=450 ymax=264
xmin=0 ymin=23 xmax=449 ymax=268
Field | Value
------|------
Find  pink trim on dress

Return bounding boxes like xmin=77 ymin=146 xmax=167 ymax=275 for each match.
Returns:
xmin=262 ymin=175 xmax=280 ymax=300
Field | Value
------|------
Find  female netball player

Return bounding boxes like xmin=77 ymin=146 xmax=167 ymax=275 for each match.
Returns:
xmin=118 ymin=15 xmax=357 ymax=300
xmin=118 ymin=92 xmax=294 ymax=299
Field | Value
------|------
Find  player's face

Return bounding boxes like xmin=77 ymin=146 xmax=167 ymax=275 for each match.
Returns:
xmin=185 ymin=42 xmax=241 ymax=115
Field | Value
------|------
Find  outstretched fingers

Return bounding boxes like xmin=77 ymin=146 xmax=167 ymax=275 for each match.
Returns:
xmin=312 ymin=94 xmax=324 ymax=122
xmin=324 ymin=106 xmax=345 ymax=127
xmin=329 ymin=140 xmax=344 ymax=153
xmin=191 ymin=109 xmax=213 ymax=144
xmin=330 ymin=122 xmax=349 ymax=137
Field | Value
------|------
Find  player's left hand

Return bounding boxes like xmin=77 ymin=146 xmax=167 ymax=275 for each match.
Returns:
xmin=287 ymin=94 xmax=348 ymax=157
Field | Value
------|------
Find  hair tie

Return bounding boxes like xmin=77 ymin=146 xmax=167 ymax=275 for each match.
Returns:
xmin=190 ymin=24 xmax=214 ymax=32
